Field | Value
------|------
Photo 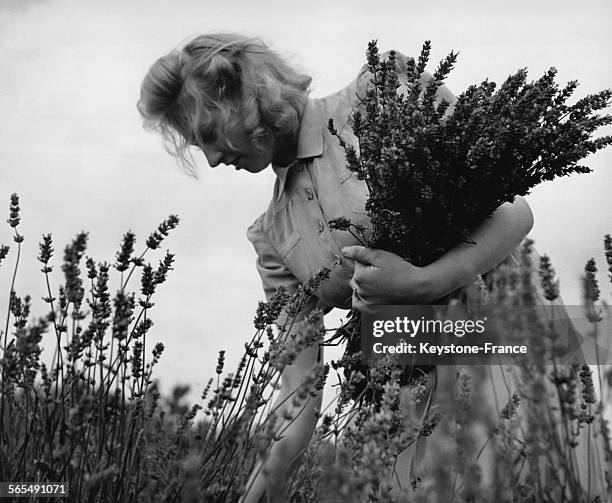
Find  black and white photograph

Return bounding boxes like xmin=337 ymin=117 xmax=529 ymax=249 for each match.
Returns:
xmin=1 ymin=0 xmax=611 ymax=501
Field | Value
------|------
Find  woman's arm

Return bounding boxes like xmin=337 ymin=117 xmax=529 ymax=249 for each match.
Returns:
xmin=342 ymin=196 xmax=534 ymax=307
xmin=245 ymin=218 xmax=330 ymax=502
xmin=240 ymin=341 xmax=322 ymax=503
xmin=423 ymin=195 xmax=534 ymax=299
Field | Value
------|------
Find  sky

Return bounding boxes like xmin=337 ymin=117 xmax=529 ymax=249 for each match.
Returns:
xmin=0 ymin=0 xmax=611 ymax=405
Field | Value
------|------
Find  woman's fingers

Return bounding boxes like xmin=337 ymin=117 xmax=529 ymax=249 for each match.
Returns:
xmin=352 ymin=286 xmax=366 ymax=311
xmin=341 ymin=246 xmax=377 ymax=266
xmin=350 ymin=277 xmax=370 ymax=312
xmin=350 ymin=263 xmax=372 ymax=291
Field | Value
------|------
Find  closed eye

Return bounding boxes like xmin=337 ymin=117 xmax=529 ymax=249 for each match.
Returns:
xmin=192 ymin=124 xmax=217 ymax=145
xmin=200 ymin=132 xmax=216 ymax=143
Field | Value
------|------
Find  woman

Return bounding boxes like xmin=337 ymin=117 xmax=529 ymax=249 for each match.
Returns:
xmin=138 ymin=33 xmax=536 ymax=502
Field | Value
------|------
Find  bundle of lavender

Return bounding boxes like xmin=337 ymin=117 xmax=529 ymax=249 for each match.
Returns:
xmin=328 ymin=41 xmax=612 ymax=401
xmin=330 ymin=40 xmax=611 ymax=265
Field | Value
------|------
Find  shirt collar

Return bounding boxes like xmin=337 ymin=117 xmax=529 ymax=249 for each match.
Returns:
xmin=272 ymin=98 xmax=324 ymax=200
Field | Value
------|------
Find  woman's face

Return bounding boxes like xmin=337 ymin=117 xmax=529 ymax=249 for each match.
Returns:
xmin=195 ymin=122 xmax=275 ymax=174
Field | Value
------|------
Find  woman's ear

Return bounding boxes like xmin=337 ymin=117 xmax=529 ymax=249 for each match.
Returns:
xmin=250 ymin=127 xmax=275 ymax=153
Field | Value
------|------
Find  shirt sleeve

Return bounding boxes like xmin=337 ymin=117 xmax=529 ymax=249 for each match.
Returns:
xmin=246 ymin=213 xmax=301 ymax=302
xmin=246 ymin=214 xmax=327 ymax=321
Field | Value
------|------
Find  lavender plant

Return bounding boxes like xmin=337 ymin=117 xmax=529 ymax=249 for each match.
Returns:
xmin=2 ymin=194 xmax=611 ymax=501
xmin=0 ymin=194 xmax=185 ymax=502
xmin=306 ymin=239 xmax=612 ymax=502
xmin=196 ymin=269 xmax=331 ymax=501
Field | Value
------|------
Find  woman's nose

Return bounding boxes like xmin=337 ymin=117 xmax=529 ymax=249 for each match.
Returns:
xmin=200 ymin=143 xmax=224 ymax=168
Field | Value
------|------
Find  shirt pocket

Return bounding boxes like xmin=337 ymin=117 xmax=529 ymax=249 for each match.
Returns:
xmin=276 ymin=231 xmax=314 ymax=283
xmin=275 ymin=230 xmax=301 ymax=259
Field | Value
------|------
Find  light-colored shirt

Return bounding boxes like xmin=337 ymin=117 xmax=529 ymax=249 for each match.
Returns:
xmin=247 ymin=54 xmax=455 ymax=311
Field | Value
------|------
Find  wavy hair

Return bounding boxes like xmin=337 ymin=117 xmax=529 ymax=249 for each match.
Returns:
xmin=137 ymin=33 xmax=312 ymax=171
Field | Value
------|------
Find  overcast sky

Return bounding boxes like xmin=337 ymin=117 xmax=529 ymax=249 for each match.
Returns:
xmin=0 ymin=0 xmax=611 ymax=404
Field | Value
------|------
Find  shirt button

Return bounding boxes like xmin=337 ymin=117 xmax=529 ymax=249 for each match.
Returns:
xmin=317 ymin=220 xmax=324 ymax=233
xmin=333 ymin=253 xmax=343 ymax=266
xmin=305 ymin=188 xmax=314 ymax=200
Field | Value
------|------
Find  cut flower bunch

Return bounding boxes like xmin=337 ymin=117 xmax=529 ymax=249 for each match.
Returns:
xmin=328 ymin=41 xmax=612 ymax=399
xmin=329 ymin=40 xmax=612 ymax=264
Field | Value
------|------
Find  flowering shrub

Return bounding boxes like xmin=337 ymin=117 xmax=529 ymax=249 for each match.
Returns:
xmin=1 ymin=195 xmax=612 ymax=501
xmin=0 ymin=194 xmax=187 ymax=502
xmin=235 ymin=238 xmax=612 ymax=502
xmin=4 ymin=158 xmax=612 ymax=503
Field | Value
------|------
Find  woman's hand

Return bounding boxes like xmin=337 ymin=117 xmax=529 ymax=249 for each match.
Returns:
xmin=342 ymin=196 xmax=534 ymax=312
xmin=341 ymin=246 xmax=441 ymax=310
xmin=239 ymin=340 xmax=323 ymax=503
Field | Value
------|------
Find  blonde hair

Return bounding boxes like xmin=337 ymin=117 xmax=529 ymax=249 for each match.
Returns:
xmin=137 ymin=33 xmax=312 ymax=171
